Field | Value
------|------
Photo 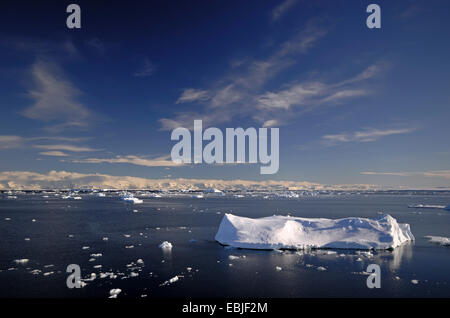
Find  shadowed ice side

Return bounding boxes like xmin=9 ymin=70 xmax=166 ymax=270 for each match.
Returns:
xmin=215 ymin=213 xmax=414 ymax=250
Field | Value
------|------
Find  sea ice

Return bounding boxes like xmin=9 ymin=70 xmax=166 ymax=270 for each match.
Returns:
xmin=215 ymin=213 xmax=414 ymax=250
xmin=159 ymin=241 xmax=173 ymax=250
xmin=14 ymin=259 xmax=29 ymax=265
xmin=169 ymin=276 xmax=179 ymax=283
xmin=425 ymin=236 xmax=450 ymax=246
xmin=109 ymin=288 xmax=122 ymax=298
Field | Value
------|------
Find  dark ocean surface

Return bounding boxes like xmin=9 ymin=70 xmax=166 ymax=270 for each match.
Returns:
xmin=1 ymin=193 xmax=449 ymax=298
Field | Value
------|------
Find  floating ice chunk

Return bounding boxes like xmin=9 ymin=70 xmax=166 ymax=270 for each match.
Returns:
xmin=121 ymin=194 xmax=143 ymax=204
xmin=93 ymin=265 xmax=102 ymax=269
xmin=14 ymin=259 xmax=29 ymax=265
xmin=91 ymin=253 xmax=102 ymax=257
xmin=159 ymin=241 xmax=173 ymax=250
xmin=124 ymin=234 xmax=131 ymax=238
xmin=411 ymin=279 xmax=419 ymax=284
xmin=408 ymin=204 xmax=446 ymax=209
xmin=43 ymin=271 xmax=54 ymax=276
xmin=82 ymin=246 xmax=90 ymax=250
xmin=129 ymin=272 xmax=139 ymax=277
xmin=5 ymin=218 xmax=11 ymax=221
xmin=24 ymin=238 xmax=30 ymax=241
xmin=136 ymin=259 xmax=144 ymax=265
xmin=186 ymin=267 xmax=192 ymax=272
xmin=228 ymin=255 xmax=240 ymax=260
xmin=168 ymin=276 xmax=179 ymax=283
xmin=425 ymin=236 xmax=450 ymax=246
xmin=317 ymin=266 xmax=327 ymax=271
xmin=29 ymin=269 xmax=41 ymax=275
xmin=275 ymin=266 xmax=282 ymax=271
xmin=215 ymin=213 xmax=414 ymax=250
xmin=125 ymin=245 xmax=134 ymax=249
xmin=109 ymin=288 xmax=122 ymax=298
xmin=103 ymin=237 xmax=109 ymax=241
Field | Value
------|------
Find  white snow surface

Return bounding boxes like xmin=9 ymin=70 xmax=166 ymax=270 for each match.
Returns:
xmin=215 ymin=213 xmax=414 ymax=250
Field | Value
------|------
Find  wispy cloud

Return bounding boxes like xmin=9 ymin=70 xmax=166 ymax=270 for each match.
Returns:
xmin=159 ymin=20 xmax=329 ymax=130
xmin=133 ymin=58 xmax=155 ymax=77
xmin=72 ymin=155 xmax=183 ymax=167
xmin=361 ymin=170 xmax=450 ymax=179
xmin=0 ymin=135 xmax=91 ymax=151
xmin=22 ymin=61 xmax=92 ymax=131
xmin=176 ymin=89 xmax=210 ymax=104
xmin=272 ymin=0 xmax=299 ymax=22
xmin=0 ymin=135 xmax=25 ymax=149
xmin=33 ymin=144 xmax=99 ymax=152
xmin=322 ymin=128 xmax=415 ymax=146
xmin=84 ymin=38 xmax=105 ymax=55
xmin=39 ymin=151 xmax=68 ymax=157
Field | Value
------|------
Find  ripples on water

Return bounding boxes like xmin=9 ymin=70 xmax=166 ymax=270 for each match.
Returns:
xmin=0 ymin=193 xmax=449 ymax=297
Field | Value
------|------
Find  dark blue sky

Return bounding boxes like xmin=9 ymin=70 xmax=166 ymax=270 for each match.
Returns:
xmin=1 ymin=0 xmax=450 ymax=189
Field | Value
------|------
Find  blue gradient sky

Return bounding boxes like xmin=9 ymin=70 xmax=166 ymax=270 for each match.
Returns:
xmin=0 ymin=0 xmax=449 ymax=189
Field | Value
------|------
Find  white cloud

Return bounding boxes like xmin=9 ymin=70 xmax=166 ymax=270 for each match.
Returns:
xmin=39 ymin=151 xmax=68 ymax=157
xmin=33 ymin=144 xmax=99 ymax=152
xmin=361 ymin=170 xmax=450 ymax=179
xmin=133 ymin=58 xmax=155 ymax=77
xmin=22 ymin=61 xmax=92 ymax=131
xmin=322 ymin=128 xmax=415 ymax=146
xmin=272 ymin=0 xmax=299 ymax=22
xmin=176 ymin=89 xmax=210 ymax=104
xmin=72 ymin=155 xmax=183 ymax=167
xmin=0 ymin=135 xmax=26 ymax=149
xmin=160 ymin=21 xmax=329 ymax=130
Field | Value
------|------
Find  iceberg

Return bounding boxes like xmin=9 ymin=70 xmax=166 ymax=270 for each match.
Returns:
xmin=425 ymin=236 xmax=450 ymax=246
xmin=120 ymin=193 xmax=143 ymax=204
xmin=215 ymin=213 xmax=414 ymax=250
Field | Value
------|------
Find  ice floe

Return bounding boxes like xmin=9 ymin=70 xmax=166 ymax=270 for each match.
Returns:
xmin=215 ymin=213 xmax=414 ymax=250
xmin=120 ymin=193 xmax=143 ymax=204
xmin=14 ymin=259 xmax=29 ymax=265
xmin=425 ymin=236 xmax=450 ymax=246
xmin=159 ymin=241 xmax=173 ymax=250
xmin=109 ymin=288 xmax=122 ymax=298
xmin=408 ymin=204 xmax=447 ymax=209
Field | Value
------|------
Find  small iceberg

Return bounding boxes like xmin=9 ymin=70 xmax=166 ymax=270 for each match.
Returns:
xmin=215 ymin=213 xmax=414 ymax=250
xmin=109 ymin=288 xmax=122 ymax=298
xmin=159 ymin=241 xmax=173 ymax=250
xmin=120 ymin=193 xmax=143 ymax=204
xmin=408 ymin=204 xmax=446 ymax=209
xmin=425 ymin=236 xmax=450 ymax=246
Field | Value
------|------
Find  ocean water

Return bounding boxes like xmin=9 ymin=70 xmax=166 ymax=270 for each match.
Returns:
xmin=1 ymin=193 xmax=450 ymax=298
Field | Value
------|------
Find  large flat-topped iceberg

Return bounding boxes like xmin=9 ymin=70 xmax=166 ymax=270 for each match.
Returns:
xmin=215 ymin=213 xmax=414 ymax=250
